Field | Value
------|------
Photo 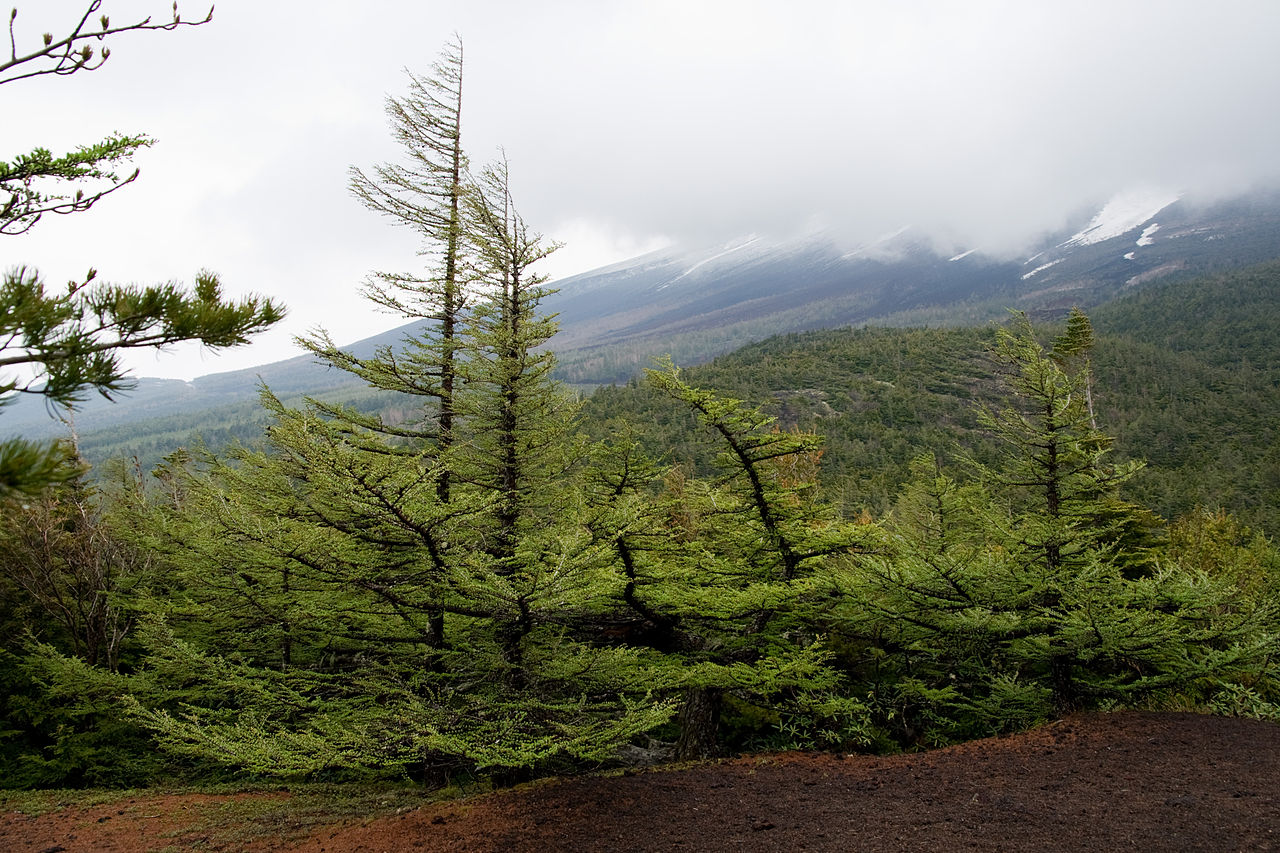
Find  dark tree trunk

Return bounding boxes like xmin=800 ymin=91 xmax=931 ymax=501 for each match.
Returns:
xmin=675 ymin=687 xmax=723 ymax=761
xmin=1050 ymin=650 xmax=1079 ymax=714
xmin=427 ymin=612 xmax=445 ymax=650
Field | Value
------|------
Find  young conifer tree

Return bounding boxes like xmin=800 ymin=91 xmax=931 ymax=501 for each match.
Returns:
xmin=294 ymin=37 xmax=468 ymax=648
xmin=586 ymin=360 xmax=873 ymax=760
xmin=455 ymin=157 xmax=566 ymax=572
xmin=121 ymin=49 xmax=673 ymax=778
xmin=406 ymin=158 xmax=674 ymax=774
xmin=846 ymin=311 xmax=1279 ymax=742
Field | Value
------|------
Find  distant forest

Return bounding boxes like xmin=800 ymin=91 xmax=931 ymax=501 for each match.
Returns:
xmin=585 ymin=260 xmax=1280 ymax=535
xmin=79 ymin=259 xmax=1280 ymax=537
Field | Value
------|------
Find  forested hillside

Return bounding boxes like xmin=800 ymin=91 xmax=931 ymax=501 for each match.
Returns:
xmin=66 ymin=261 xmax=1280 ymax=535
xmin=6 ymin=264 xmax=1279 ymax=791
xmin=583 ymin=260 xmax=1280 ymax=535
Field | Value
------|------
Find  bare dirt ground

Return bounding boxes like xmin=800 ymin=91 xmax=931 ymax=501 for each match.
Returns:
xmin=4 ymin=711 xmax=1278 ymax=852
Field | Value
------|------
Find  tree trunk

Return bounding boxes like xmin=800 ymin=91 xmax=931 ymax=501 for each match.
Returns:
xmin=1050 ymin=650 xmax=1079 ymax=714
xmin=675 ymin=687 xmax=723 ymax=761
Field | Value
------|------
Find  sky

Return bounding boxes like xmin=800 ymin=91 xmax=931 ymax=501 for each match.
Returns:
xmin=6 ymin=0 xmax=1280 ymax=380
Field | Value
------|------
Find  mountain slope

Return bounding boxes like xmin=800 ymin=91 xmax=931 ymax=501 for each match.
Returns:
xmin=548 ymin=187 xmax=1280 ymax=382
xmin=581 ymin=259 xmax=1280 ymax=533
xmin=5 ymin=187 xmax=1279 ymax=443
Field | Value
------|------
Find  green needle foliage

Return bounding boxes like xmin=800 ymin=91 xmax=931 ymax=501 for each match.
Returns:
xmin=0 ymin=267 xmax=285 ymax=495
xmin=116 ymin=43 xmax=673 ymax=779
xmin=590 ymin=359 xmax=875 ymax=759
xmin=108 ymin=40 xmax=883 ymax=775
xmin=7 ymin=15 xmax=1279 ymax=787
xmin=842 ymin=311 xmax=1280 ymax=744
xmin=0 ymin=135 xmax=150 ymax=235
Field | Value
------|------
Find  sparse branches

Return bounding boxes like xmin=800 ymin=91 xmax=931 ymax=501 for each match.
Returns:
xmin=0 ymin=473 xmax=150 ymax=670
xmin=0 ymin=133 xmax=150 ymax=235
xmin=2 ymin=1 xmax=213 ymax=86
xmin=2 ymin=3 xmax=212 ymax=235
xmin=308 ymin=36 xmax=470 ymax=502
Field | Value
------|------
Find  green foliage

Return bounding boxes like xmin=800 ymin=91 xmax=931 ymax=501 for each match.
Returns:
xmin=838 ymin=314 xmax=1280 ymax=744
xmin=0 ymin=438 xmax=82 ymax=497
xmin=582 ymin=261 xmax=1280 ymax=535
xmin=0 ymin=136 xmax=150 ymax=235
xmin=0 ymin=466 xmax=210 ymax=788
xmin=11 ymin=288 xmax=1280 ymax=787
xmin=0 ymin=267 xmax=285 ymax=495
xmin=587 ymin=360 xmax=876 ymax=759
xmin=1 ymin=5 xmax=281 ymax=496
xmin=1 ymin=267 xmax=285 ymax=405
xmin=6 ymin=10 xmax=1280 ymax=786
xmin=114 ymin=46 xmax=678 ymax=779
xmin=2 ymin=2 xmax=213 ymax=232
xmin=0 ymin=643 xmax=167 ymax=789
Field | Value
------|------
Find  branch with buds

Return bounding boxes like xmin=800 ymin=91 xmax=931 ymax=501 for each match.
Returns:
xmin=2 ymin=1 xmax=212 ymax=86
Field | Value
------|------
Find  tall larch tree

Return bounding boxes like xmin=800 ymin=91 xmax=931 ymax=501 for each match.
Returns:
xmin=297 ymin=37 xmax=468 ymax=648
xmin=119 ymin=49 xmax=672 ymax=779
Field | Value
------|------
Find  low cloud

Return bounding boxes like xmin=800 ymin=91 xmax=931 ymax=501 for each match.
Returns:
xmin=7 ymin=0 xmax=1280 ymax=378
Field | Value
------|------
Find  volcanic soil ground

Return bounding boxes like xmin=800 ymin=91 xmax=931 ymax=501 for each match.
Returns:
xmin=3 ymin=711 xmax=1278 ymax=852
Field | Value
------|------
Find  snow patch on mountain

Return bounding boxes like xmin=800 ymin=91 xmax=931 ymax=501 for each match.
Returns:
xmin=842 ymin=226 xmax=913 ymax=260
xmin=667 ymin=236 xmax=760 ymax=285
xmin=1136 ymin=223 xmax=1161 ymax=246
xmin=949 ymin=249 xmax=977 ymax=262
xmin=1061 ymin=189 xmax=1182 ymax=248
xmin=1022 ymin=258 xmax=1063 ymax=280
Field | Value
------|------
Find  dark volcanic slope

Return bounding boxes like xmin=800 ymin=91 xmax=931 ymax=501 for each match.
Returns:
xmin=309 ymin=711 xmax=1279 ymax=853
xmin=3 ymin=712 xmax=1276 ymax=852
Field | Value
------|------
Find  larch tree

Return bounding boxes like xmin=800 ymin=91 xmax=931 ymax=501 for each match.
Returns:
xmin=308 ymin=36 xmax=467 ymax=500
xmin=587 ymin=360 xmax=874 ymax=760
xmin=843 ymin=311 xmax=1280 ymax=742
xmin=298 ymin=37 xmax=469 ymax=648
xmin=120 ymin=46 xmax=672 ymax=779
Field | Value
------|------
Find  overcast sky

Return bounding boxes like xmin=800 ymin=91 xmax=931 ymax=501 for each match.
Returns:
xmin=6 ymin=0 xmax=1280 ymax=380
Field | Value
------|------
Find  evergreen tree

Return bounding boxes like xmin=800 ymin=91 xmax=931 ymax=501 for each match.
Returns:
xmin=844 ymin=312 xmax=1280 ymax=742
xmin=587 ymin=360 xmax=873 ymax=760
xmin=119 ymin=48 xmax=672 ymax=778
xmin=299 ymin=39 xmax=469 ymax=647
xmin=307 ymin=35 xmax=467 ymax=502
xmin=455 ymin=156 xmax=565 ymax=569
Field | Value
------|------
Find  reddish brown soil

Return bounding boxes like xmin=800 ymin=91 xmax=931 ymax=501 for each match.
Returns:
xmin=4 ymin=711 xmax=1278 ymax=852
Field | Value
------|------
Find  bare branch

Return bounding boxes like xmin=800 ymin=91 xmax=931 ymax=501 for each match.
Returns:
xmin=1 ymin=1 xmax=213 ymax=86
